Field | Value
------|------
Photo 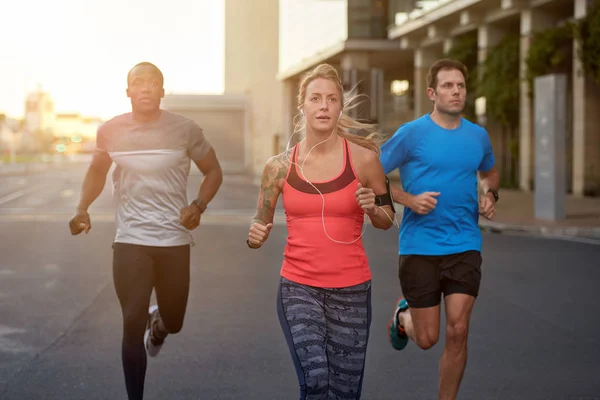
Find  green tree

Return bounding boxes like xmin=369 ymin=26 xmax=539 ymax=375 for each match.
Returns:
xmin=526 ymin=23 xmax=575 ymax=96
xmin=576 ymin=0 xmax=600 ymax=84
xmin=477 ymin=35 xmax=521 ymax=188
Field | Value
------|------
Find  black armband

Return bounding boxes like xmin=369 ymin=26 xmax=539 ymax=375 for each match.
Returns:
xmin=374 ymin=176 xmax=396 ymax=213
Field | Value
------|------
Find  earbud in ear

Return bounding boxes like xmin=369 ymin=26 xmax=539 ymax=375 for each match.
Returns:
xmin=300 ymin=109 xmax=304 ymax=116
xmin=339 ymin=110 xmax=343 ymax=118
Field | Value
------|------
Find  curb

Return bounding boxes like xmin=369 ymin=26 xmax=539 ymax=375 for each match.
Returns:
xmin=393 ymin=203 xmax=600 ymax=242
xmin=478 ymin=220 xmax=600 ymax=242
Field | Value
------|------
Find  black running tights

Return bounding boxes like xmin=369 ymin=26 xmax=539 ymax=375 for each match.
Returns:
xmin=112 ymin=242 xmax=190 ymax=400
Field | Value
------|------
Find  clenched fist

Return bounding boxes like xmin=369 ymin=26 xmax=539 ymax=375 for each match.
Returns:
xmin=355 ymin=183 xmax=377 ymax=215
xmin=478 ymin=192 xmax=496 ymax=220
xmin=69 ymin=210 xmax=91 ymax=235
xmin=247 ymin=221 xmax=273 ymax=249
xmin=407 ymin=191 xmax=440 ymax=215
xmin=180 ymin=205 xmax=201 ymax=230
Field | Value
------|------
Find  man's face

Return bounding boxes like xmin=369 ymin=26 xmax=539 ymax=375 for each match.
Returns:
xmin=126 ymin=65 xmax=164 ymax=113
xmin=427 ymin=68 xmax=466 ymax=116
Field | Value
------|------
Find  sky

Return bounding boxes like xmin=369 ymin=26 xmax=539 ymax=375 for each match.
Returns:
xmin=1 ymin=0 xmax=224 ymax=120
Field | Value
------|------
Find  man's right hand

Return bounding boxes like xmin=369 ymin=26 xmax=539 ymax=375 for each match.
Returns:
xmin=247 ymin=221 xmax=273 ymax=249
xmin=408 ymin=192 xmax=440 ymax=215
xmin=69 ymin=210 xmax=91 ymax=235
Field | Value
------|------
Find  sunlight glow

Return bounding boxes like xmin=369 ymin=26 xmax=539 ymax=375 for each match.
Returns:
xmin=1 ymin=0 xmax=225 ymax=120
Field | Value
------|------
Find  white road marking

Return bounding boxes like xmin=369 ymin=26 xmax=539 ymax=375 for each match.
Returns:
xmin=0 ymin=190 xmax=27 ymax=206
xmin=25 ymin=197 xmax=46 ymax=206
xmin=0 ymin=269 xmax=15 ymax=276
xmin=0 ymin=184 xmax=55 ymax=206
xmin=60 ymin=189 xmax=74 ymax=198
xmin=43 ymin=264 xmax=61 ymax=273
xmin=0 ymin=325 xmax=32 ymax=354
xmin=44 ymin=279 xmax=58 ymax=289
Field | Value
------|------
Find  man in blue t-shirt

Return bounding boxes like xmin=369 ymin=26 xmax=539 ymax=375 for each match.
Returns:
xmin=381 ymin=59 xmax=500 ymax=400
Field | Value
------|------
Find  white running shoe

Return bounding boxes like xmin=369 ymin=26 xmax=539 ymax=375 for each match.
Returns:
xmin=144 ymin=305 xmax=164 ymax=357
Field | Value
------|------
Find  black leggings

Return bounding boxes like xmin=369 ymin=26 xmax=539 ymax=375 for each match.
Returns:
xmin=112 ymin=242 xmax=190 ymax=400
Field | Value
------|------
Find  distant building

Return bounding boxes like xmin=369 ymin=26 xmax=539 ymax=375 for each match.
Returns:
xmin=0 ymin=118 xmax=16 ymax=154
xmin=53 ymin=113 xmax=102 ymax=140
xmin=24 ymin=89 xmax=55 ymax=137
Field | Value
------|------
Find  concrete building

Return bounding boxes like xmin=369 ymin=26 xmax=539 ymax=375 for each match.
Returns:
xmin=163 ymin=0 xmax=283 ymax=177
xmin=53 ymin=114 xmax=102 ymax=140
xmin=24 ymin=89 xmax=55 ymax=137
xmin=277 ymin=0 xmax=600 ymax=197
xmin=162 ymin=94 xmax=249 ymax=173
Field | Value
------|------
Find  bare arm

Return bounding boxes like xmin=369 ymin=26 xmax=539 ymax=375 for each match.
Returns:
xmin=246 ymin=154 xmax=289 ymax=249
xmin=251 ymin=154 xmax=288 ymax=226
xmin=389 ymin=184 xmax=414 ymax=209
xmin=70 ymin=150 xmax=112 ymax=235
xmin=76 ymin=150 xmax=112 ymax=212
xmin=478 ymin=165 xmax=500 ymax=196
xmin=192 ymin=147 xmax=223 ymax=210
xmin=478 ymin=165 xmax=500 ymax=219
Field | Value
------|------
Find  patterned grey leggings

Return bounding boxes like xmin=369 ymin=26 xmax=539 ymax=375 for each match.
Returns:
xmin=277 ymin=277 xmax=372 ymax=400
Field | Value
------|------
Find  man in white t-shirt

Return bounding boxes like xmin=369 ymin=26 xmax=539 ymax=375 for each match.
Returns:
xmin=69 ymin=62 xmax=223 ymax=400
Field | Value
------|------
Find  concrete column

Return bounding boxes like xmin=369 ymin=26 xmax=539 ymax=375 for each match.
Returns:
xmin=534 ymin=74 xmax=567 ymax=220
xmin=477 ymin=25 xmax=505 ymax=66
xmin=224 ymin=0 xmax=282 ymax=176
xmin=413 ymin=48 xmax=440 ymax=118
xmin=443 ymin=38 xmax=454 ymax=55
xmin=519 ymin=9 xmax=557 ymax=191
xmin=572 ymin=0 xmax=586 ymax=195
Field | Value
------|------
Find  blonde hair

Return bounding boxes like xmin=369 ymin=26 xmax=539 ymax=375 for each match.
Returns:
xmin=294 ymin=63 xmax=382 ymax=155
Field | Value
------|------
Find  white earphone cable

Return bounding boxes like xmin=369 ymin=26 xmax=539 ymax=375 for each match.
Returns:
xmin=284 ymin=112 xmax=399 ymax=245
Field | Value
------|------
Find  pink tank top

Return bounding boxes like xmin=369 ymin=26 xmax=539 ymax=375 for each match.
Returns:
xmin=280 ymin=138 xmax=371 ymax=288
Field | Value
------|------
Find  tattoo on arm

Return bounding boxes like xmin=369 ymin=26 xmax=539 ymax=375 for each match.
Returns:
xmin=252 ymin=153 xmax=290 ymax=225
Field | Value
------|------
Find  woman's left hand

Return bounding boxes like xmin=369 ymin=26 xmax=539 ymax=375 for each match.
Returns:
xmin=355 ymin=183 xmax=377 ymax=216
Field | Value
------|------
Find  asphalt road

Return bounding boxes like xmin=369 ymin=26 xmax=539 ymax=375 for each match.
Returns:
xmin=0 ymin=162 xmax=599 ymax=400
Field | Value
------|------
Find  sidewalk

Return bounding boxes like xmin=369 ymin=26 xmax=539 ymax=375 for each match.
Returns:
xmin=476 ymin=189 xmax=600 ymax=241
xmin=385 ymin=174 xmax=600 ymax=241
xmin=235 ymin=174 xmax=600 ymax=241
xmin=244 ymin=173 xmax=600 ymax=241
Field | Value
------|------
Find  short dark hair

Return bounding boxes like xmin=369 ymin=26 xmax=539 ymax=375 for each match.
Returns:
xmin=427 ymin=59 xmax=468 ymax=89
xmin=127 ymin=62 xmax=164 ymax=86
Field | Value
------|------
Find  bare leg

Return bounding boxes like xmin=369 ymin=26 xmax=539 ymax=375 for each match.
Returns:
xmin=399 ymin=305 xmax=441 ymax=350
xmin=438 ymin=293 xmax=475 ymax=400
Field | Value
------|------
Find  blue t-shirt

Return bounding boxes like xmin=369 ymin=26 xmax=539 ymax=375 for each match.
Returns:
xmin=380 ymin=113 xmax=495 ymax=256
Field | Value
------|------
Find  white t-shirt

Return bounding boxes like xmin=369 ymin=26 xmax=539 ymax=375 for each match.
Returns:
xmin=96 ymin=110 xmax=211 ymax=247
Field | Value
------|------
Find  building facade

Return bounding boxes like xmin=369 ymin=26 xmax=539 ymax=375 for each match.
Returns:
xmin=277 ymin=0 xmax=600 ymax=196
xmin=164 ymin=0 xmax=283 ymax=177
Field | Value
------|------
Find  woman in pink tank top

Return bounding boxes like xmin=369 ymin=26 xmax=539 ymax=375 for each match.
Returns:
xmin=246 ymin=64 xmax=396 ymax=399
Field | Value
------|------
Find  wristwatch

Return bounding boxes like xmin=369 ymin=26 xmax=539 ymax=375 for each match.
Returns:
xmin=486 ymin=188 xmax=499 ymax=203
xmin=191 ymin=199 xmax=207 ymax=213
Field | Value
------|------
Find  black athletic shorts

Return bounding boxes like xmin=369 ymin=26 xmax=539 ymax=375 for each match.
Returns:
xmin=398 ymin=250 xmax=482 ymax=309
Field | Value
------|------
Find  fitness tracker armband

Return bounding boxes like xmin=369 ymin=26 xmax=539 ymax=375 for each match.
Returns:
xmin=374 ymin=176 xmax=396 ymax=213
